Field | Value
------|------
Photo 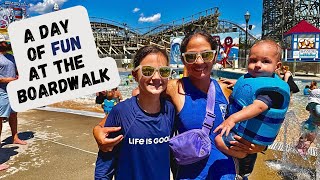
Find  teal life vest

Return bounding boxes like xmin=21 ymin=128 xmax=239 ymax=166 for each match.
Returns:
xmin=228 ymin=73 xmax=290 ymax=146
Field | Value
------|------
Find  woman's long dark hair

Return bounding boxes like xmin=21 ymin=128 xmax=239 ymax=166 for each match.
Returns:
xmin=180 ymin=30 xmax=218 ymax=54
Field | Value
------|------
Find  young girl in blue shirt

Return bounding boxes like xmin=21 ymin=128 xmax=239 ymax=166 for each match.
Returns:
xmin=94 ymin=45 xmax=175 ymax=180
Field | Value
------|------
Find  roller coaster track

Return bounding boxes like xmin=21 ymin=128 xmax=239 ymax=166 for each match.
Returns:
xmin=91 ymin=7 xmax=258 ymax=59
xmin=218 ymin=19 xmax=257 ymax=41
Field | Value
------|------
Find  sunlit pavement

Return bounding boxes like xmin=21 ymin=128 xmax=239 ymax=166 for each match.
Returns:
xmin=0 ymin=110 xmax=101 ymax=180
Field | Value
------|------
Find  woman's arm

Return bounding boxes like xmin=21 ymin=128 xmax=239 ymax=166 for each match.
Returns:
xmin=93 ymin=116 xmax=123 ymax=152
xmin=218 ymin=81 xmax=233 ymax=101
xmin=283 ymin=71 xmax=291 ymax=82
xmin=219 ymin=78 xmax=237 ymax=89
xmin=166 ymin=79 xmax=185 ymax=112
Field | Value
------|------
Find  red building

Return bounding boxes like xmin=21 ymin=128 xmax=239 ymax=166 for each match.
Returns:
xmin=284 ymin=20 xmax=320 ymax=62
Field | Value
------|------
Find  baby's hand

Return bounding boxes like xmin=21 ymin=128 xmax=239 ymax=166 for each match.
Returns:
xmin=213 ymin=119 xmax=235 ymax=136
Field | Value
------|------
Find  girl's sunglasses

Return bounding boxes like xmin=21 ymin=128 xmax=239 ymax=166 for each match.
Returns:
xmin=133 ymin=65 xmax=172 ymax=78
xmin=182 ymin=50 xmax=217 ymax=64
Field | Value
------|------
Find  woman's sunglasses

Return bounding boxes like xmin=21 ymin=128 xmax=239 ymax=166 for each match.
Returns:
xmin=182 ymin=50 xmax=217 ymax=64
xmin=133 ymin=65 xmax=172 ymax=78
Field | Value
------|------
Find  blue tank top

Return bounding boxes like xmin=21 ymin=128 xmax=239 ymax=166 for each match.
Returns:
xmin=175 ymin=77 xmax=236 ymax=180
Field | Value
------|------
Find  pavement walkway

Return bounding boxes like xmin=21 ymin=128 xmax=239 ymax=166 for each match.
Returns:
xmin=0 ymin=110 xmax=101 ymax=180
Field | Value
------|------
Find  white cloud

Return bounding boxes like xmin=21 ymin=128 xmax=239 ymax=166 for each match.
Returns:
xmin=132 ymin=8 xmax=140 ymax=13
xmin=29 ymin=0 xmax=68 ymax=14
xmin=138 ymin=13 xmax=161 ymax=23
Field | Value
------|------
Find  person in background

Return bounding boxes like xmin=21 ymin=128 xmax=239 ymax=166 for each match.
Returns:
xmin=96 ymin=91 xmax=107 ymax=104
xmin=111 ymin=87 xmax=123 ymax=103
xmin=280 ymin=66 xmax=299 ymax=96
xmin=95 ymin=45 xmax=175 ymax=180
xmin=101 ymin=91 xmax=116 ymax=115
xmin=0 ymin=35 xmax=26 ymax=171
xmin=303 ymin=85 xmax=310 ymax=96
xmin=296 ymin=89 xmax=320 ymax=159
xmin=128 ymin=74 xmax=133 ymax=83
xmin=310 ymin=80 xmax=317 ymax=91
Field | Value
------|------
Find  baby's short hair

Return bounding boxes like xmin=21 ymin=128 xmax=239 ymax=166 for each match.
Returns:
xmin=251 ymin=39 xmax=282 ymax=61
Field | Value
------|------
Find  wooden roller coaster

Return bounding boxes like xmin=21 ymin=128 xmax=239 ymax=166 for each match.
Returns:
xmin=90 ymin=7 xmax=258 ymax=62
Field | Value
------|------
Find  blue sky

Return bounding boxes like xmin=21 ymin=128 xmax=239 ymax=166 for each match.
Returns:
xmin=16 ymin=0 xmax=263 ymax=37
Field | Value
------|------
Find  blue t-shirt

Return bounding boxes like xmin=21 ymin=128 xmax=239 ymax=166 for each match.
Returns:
xmin=0 ymin=54 xmax=16 ymax=93
xmin=95 ymin=96 xmax=175 ymax=180
xmin=175 ymin=77 xmax=236 ymax=180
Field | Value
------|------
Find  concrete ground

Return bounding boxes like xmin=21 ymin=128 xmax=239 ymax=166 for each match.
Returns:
xmin=0 ymin=110 xmax=101 ymax=180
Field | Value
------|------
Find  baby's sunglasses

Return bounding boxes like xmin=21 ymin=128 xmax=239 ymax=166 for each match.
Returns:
xmin=182 ymin=50 xmax=217 ymax=64
xmin=133 ymin=65 xmax=172 ymax=78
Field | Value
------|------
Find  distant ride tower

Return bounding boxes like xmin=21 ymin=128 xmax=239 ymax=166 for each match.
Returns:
xmin=262 ymin=0 xmax=320 ymax=42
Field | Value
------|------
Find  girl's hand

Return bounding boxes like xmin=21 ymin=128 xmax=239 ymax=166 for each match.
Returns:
xmin=93 ymin=126 xmax=123 ymax=152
